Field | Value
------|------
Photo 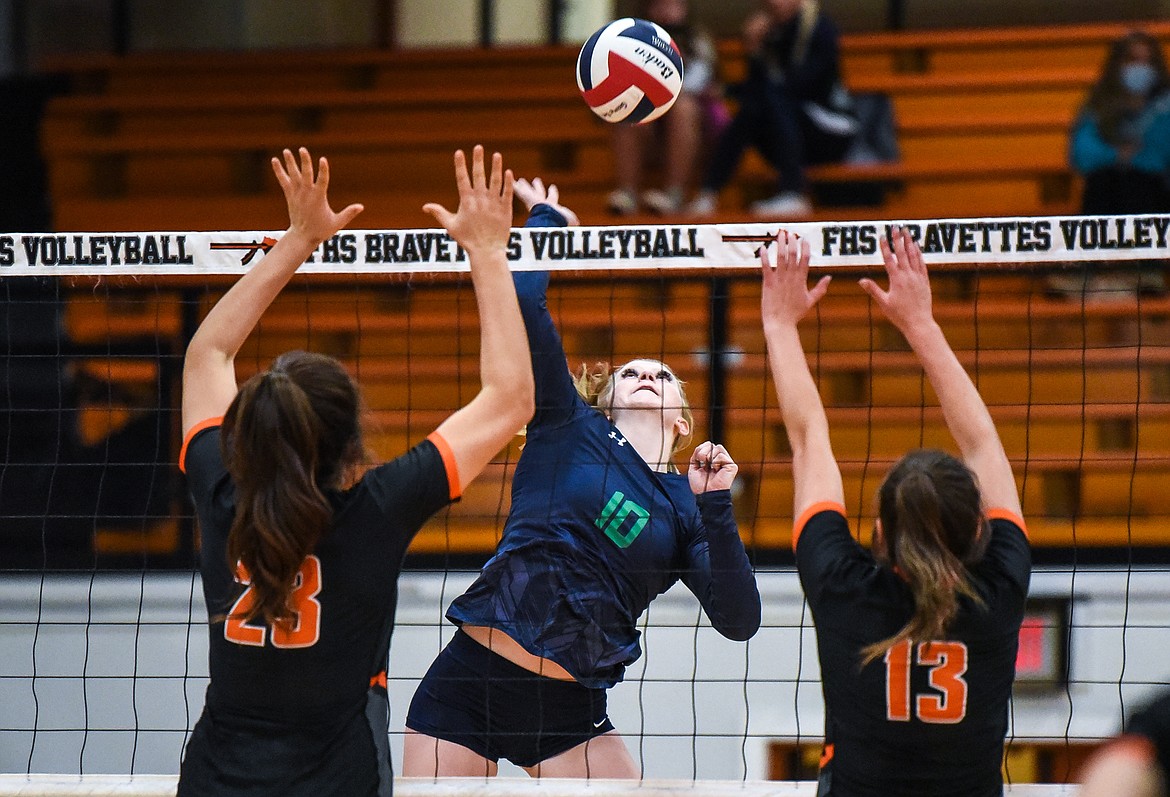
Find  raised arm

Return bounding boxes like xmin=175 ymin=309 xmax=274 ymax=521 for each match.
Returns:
xmin=182 ymin=147 xmax=363 ymax=435
xmin=430 ymin=147 xmax=535 ymax=489
xmin=509 ymin=177 xmax=584 ymax=426
xmin=859 ymin=228 xmax=1021 ymax=516
xmin=760 ymin=231 xmax=842 ymax=519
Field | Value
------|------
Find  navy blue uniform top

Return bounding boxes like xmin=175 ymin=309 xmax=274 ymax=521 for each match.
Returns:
xmin=446 ymin=204 xmax=761 ymax=689
xmin=795 ymin=502 xmax=1031 ymax=797
xmin=178 ymin=422 xmax=457 ymax=796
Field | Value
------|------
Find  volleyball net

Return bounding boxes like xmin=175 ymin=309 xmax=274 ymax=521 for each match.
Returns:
xmin=2 ymin=214 xmax=1168 ymax=790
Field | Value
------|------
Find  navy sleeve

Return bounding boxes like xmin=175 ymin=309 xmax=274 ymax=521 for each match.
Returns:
xmin=518 ymin=203 xmax=581 ymax=428
xmin=679 ymin=490 xmax=761 ymax=641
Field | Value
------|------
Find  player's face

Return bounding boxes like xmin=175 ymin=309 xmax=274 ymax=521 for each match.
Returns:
xmin=611 ymin=359 xmax=685 ymax=414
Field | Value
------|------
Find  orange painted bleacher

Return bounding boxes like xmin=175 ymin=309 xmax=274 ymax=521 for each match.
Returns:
xmin=40 ymin=21 xmax=1170 ymax=227
xmin=46 ymin=22 xmax=1170 ymax=557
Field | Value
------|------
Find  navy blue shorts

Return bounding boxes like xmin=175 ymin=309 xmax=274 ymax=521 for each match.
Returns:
xmin=405 ymin=629 xmax=615 ymax=767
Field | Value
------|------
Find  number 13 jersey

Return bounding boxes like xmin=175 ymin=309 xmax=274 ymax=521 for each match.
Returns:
xmin=795 ymin=503 xmax=1031 ymax=797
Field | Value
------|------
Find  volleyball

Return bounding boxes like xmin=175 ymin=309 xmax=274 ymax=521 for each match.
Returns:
xmin=576 ymin=17 xmax=684 ymax=125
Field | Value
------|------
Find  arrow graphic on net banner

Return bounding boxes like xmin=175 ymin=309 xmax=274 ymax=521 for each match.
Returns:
xmin=720 ymin=230 xmax=801 ymax=255
xmin=209 ymin=236 xmax=278 ymax=265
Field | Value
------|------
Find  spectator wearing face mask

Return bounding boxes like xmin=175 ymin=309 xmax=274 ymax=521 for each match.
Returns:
xmin=1070 ymin=30 xmax=1170 ymax=215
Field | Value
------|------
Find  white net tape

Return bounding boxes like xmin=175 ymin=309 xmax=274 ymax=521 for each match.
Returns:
xmin=2 ymin=214 xmax=1167 ymax=276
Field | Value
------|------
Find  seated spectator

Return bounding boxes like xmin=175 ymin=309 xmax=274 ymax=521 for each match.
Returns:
xmin=607 ymin=0 xmax=723 ymax=216
xmin=1062 ymin=30 xmax=1170 ymax=298
xmin=1080 ymin=689 xmax=1170 ymax=797
xmin=689 ymin=0 xmax=857 ymax=219
xmin=1071 ymin=30 xmax=1170 ymax=215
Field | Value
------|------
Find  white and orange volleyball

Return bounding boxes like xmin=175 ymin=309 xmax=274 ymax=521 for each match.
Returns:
xmin=576 ymin=18 xmax=684 ymax=125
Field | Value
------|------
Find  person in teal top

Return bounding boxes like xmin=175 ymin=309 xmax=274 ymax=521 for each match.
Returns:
xmin=1070 ymin=30 xmax=1170 ymax=214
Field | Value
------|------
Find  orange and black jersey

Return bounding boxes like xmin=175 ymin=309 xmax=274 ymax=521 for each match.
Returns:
xmin=795 ymin=504 xmax=1030 ymax=797
xmin=178 ymin=422 xmax=458 ymax=797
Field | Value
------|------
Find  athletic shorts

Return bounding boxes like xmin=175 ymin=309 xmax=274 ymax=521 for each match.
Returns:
xmin=405 ymin=629 xmax=615 ymax=767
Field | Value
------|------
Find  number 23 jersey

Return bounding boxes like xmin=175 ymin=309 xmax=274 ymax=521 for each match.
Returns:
xmin=178 ymin=422 xmax=457 ymax=796
xmin=795 ymin=503 xmax=1030 ymax=797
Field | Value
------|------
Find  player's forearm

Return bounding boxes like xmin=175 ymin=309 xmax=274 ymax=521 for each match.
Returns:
xmin=467 ymin=247 xmax=535 ymax=420
xmin=903 ymin=320 xmax=1001 ymax=461
xmin=187 ymin=228 xmax=318 ymax=364
xmin=765 ymin=322 xmax=832 ymax=456
xmin=696 ymin=492 xmax=761 ymax=641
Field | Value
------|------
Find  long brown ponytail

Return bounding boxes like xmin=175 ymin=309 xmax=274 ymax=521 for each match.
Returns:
xmin=219 ymin=351 xmax=362 ymax=627
xmin=861 ymin=449 xmax=990 ymax=666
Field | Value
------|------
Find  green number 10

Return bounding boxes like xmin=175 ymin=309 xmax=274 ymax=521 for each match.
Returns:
xmin=595 ymin=490 xmax=650 ymax=548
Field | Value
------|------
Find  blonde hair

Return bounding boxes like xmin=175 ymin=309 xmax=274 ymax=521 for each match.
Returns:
xmin=573 ymin=361 xmax=695 ymax=465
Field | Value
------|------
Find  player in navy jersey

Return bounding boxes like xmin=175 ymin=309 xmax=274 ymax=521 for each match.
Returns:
xmin=177 ymin=146 xmax=534 ymax=797
xmin=760 ymin=227 xmax=1030 ymax=796
xmin=1081 ymin=689 xmax=1170 ymax=797
xmin=403 ymin=178 xmax=761 ymax=778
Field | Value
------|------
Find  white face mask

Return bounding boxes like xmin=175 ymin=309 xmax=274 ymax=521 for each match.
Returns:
xmin=1121 ymin=62 xmax=1158 ymax=96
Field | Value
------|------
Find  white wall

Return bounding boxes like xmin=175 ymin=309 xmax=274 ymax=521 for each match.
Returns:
xmin=0 ymin=567 xmax=1165 ymax=779
xmin=397 ymin=0 xmax=615 ymax=47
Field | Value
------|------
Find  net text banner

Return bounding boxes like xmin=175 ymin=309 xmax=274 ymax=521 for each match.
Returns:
xmin=3 ymin=215 xmax=1167 ymax=276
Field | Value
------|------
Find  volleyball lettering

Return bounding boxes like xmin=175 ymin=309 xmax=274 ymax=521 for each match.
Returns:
xmin=576 ymin=18 xmax=684 ymax=125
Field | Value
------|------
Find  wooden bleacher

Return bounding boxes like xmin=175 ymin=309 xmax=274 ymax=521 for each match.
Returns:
xmin=42 ymin=22 xmax=1170 ymax=558
xmin=37 ymin=20 xmax=1170 ymax=227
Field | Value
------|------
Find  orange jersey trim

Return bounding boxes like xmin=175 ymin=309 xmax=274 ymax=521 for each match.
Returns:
xmin=819 ymin=743 xmax=835 ymax=769
xmin=427 ymin=431 xmax=462 ymax=501
xmin=369 ymin=670 xmax=387 ymax=690
xmin=793 ymin=501 xmax=848 ymax=552
xmin=986 ymin=508 xmax=1028 ymax=538
xmin=179 ymin=417 xmax=224 ymax=474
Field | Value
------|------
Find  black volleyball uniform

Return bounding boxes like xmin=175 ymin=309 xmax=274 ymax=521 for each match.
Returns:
xmin=177 ymin=419 xmax=459 ymax=797
xmin=795 ymin=502 xmax=1031 ymax=797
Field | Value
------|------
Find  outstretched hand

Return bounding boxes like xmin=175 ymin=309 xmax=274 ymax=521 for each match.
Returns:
xmin=424 ymin=146 xmax=513 ymax=255
xmin=513 ymin=177 xmax=580 ymax=226
xmin=272 ymin=147 xmax=364 ymax=245
xmin=859 ymin=227 xmax=934 ymax=333
xmin=689 ymin=441 xmax=738 ymax=494
xmin=760 ymin=230 xmax=831 ymax=330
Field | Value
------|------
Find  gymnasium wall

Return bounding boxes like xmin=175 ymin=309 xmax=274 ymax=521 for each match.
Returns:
xmin=10 ymin=0 xmax=1170 ymax=70
xmin=1 ymin=569 xmax=1163 ymax=779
